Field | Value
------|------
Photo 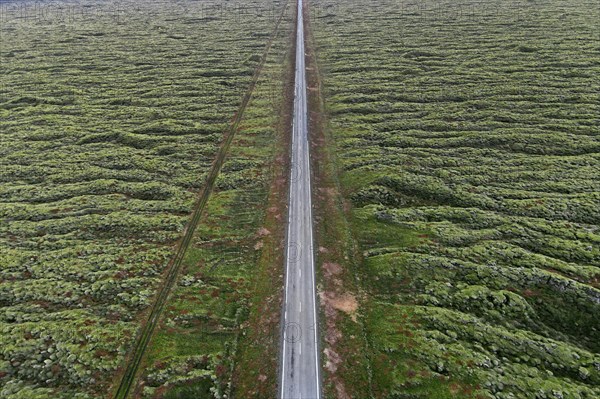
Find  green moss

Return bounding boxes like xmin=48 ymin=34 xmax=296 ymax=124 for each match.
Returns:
xmin=0 ymin=0 xmax=290 ymax=397
xmin=313 ymin=0 xmax=600 ymax=397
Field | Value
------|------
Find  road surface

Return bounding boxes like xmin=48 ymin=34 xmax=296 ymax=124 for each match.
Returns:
xmin=279 ymin=0 xmax=321 ymax=397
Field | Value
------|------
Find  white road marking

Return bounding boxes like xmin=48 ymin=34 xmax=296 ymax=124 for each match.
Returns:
xmin=280 ymin=0 xmax=321 ymax=397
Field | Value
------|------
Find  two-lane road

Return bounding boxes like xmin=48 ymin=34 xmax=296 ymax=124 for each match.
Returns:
xmin=279 ymin=0 xmax=321 ymax=397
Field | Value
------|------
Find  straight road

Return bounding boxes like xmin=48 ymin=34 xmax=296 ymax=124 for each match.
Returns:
xmin=280 ymin=0 xmax=321 ymax=397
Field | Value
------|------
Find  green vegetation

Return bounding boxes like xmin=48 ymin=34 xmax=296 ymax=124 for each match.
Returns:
xmin=310 ymin=0 xmax=600 ymax=397
xmin=0 ymin=0 xmax=288 ymax=397
xmin=134 ymin=10 xmax=293 ymax=396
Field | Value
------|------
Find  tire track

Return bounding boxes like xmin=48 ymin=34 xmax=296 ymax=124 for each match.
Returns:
xmin=113 ymin=3 xmax=290 ymax=397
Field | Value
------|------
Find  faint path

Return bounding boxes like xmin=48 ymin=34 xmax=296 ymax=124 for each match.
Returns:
xmin=113 ymin=4 xmax=290 ymax=398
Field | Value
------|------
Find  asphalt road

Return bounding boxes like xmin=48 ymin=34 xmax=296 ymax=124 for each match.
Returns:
xmin=279 ymin=0 xmax=321 ymax=397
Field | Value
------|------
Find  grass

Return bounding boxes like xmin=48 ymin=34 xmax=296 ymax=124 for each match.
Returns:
xmin=130 ymin=4 xmax=295 ymax=397
xmin=310 ymin=0 xmax=600 ymax=397
xmin=2 ymin=0 xmax=598 ymax=397
xmin=0 ymin=0 xmax=290 ymax=397
xmin=303 ymin=5 xmax=374 ymax=396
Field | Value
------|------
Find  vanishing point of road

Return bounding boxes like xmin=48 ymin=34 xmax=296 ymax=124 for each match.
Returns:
xmin=279 ymin=0 xmax=321 ymax=398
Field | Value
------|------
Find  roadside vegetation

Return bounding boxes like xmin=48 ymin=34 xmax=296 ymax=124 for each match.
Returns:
xmin=310 ymin=0 xmax=600 ymax=397
xmin=132 ymin=4 xmax=294 ymax=397
xmin=0 ymin=0 xmax=288 ymax=397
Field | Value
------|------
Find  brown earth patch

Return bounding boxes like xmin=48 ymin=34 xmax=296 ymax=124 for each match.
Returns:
xmin=323 ymin=348 xmax=350 ymax=399
xmin=322 ymin=261 xmax=342 ymax=278
xmin=257 ymin=227 xmax=271 ymax=237
xmin=320 ymin=291 xmax=358 ymax=323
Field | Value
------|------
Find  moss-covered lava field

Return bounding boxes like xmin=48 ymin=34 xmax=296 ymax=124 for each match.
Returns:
xmin=310 ymin=0 xmax=600 ymax=397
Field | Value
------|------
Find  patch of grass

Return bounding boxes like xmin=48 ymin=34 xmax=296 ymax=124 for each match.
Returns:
xmin=162 ymin=383 xmax=212 ymax=399
xmin=353 ymin=206 xmax=425 ymax=249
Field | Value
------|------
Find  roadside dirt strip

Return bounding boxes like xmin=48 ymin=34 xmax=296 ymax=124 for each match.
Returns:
xmin=113 ymin=3 xmax=290 ymax=398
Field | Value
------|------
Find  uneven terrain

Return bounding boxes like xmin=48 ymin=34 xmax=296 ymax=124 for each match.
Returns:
xmin=131 ymin=3 xmax=294 ymax=397
xmin=310 ymin=0 xmax=600 ymax=397
xmin=2 ymin=0 xmax=599 ymax=398
xmin=0 ymin=0 xmax=289 ymax=397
